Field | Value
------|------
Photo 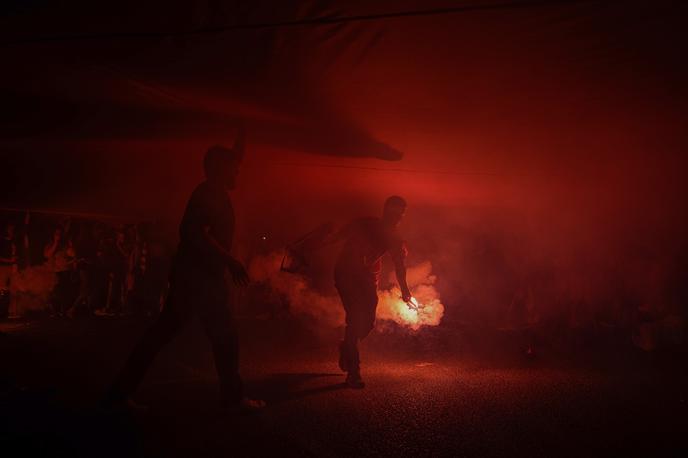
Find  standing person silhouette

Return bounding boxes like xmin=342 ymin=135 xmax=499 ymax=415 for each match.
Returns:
xmin=333 ymin=196 xmax=411 ymax=388
xmin=104 ymin=128 xmax=265 ymax=412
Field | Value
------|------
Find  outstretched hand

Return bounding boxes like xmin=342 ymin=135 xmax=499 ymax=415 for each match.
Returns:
xmin=401 ymin=290 xmax=412 ymax=304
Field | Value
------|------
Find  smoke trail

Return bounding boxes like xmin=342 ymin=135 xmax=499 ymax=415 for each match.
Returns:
xmin=249 ymin=250 xmax=344 ymax=328
xmin=248 ymin=252 xmax=444 ymax=330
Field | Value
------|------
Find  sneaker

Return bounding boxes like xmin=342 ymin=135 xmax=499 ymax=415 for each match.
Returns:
xmin=338 ymin=342 xmax=349 ymax=373
xmin=345 ymin=373 xmax=365 ymax=389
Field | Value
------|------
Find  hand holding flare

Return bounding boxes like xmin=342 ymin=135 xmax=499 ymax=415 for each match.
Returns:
xmin=405 ymin=296 xmax=421 ymax=311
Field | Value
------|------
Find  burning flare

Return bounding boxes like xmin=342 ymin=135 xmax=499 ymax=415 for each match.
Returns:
xmin=377 ymin=263 xmax=445 ymax=331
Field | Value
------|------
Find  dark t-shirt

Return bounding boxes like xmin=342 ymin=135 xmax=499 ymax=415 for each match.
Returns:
xmin=335 ymin=217 xmax=406 ymax=283
xmin=176 ymin=181 xmax=234 ymax=274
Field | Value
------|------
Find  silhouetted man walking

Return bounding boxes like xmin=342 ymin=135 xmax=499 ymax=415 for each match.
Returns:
xmin=334 ymin=196 xmax=411 ymax=388
xmin=105 ymin=130 xmax=265 ymax=411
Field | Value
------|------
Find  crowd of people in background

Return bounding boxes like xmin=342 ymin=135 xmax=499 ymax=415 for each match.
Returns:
xmin=0 ymin=211 xmax=169 ymax=320
xmin=1 ymin=208 xmax=685 ymax=353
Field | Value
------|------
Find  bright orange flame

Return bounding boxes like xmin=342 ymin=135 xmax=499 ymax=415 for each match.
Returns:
xmin=378 ymin=283 xmax=445 ymax=331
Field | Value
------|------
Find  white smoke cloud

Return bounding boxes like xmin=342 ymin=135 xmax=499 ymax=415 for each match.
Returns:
xmin=377 ymin=261 xmax=445 ymax=331
xmin=249 ymin=250 xmax=344 ymax=328
xmin=248 ymin=252 xmax=444 ymax=331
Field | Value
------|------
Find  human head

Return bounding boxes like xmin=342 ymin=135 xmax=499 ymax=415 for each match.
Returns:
xmin=204 ymin=145 xmax=242 ymax=190
xmin=382 ymin=195 xmax=407 ymax=227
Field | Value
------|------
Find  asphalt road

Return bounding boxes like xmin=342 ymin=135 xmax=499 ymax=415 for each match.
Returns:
xmin=1 ymin=317 xmax=686 ymax=457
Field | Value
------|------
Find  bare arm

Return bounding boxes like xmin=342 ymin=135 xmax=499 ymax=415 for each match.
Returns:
xmin=317 ymin=224 xmax=346 ymax=248
xmin=394 ymin=261 xmax=412 ymax=303
xmin=392 ymin=242 xmax=411 ymax=302
xmin=318 ymin=221 xmax=358 ymax=249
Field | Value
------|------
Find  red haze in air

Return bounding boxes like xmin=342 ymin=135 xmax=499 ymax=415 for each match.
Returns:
xmin=1 ymin=1 xmax=686 ymax=328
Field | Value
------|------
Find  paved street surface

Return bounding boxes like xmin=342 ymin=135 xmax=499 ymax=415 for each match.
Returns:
xmin=1 ymin=318 xmax=686 ymax=457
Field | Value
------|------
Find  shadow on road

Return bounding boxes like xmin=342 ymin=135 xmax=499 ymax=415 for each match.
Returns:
xmin=249 ymin=372 xmax=347 ymax=404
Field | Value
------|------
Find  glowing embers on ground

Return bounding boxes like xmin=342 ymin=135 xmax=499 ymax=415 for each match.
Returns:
xmin=377 ymin=262 xmax=445 ymax=331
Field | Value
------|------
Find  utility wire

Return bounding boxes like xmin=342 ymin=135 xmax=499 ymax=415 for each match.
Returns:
xmin=1 ymin=0 xmax=602 ymax=47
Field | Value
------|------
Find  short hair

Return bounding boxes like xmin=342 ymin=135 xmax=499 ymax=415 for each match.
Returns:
xmin=384 ymin=195 xmax=407 ymax=210
xmin=204 ymin=145 xmax=240 ymax=177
